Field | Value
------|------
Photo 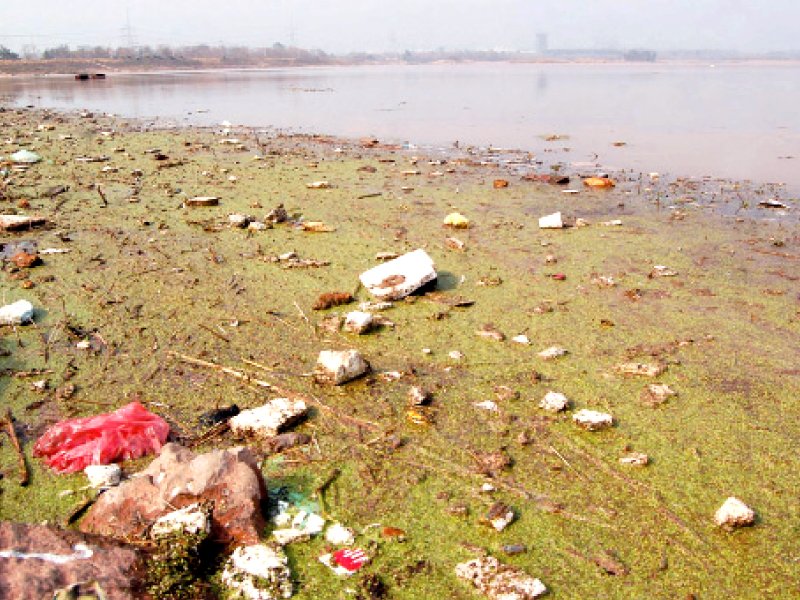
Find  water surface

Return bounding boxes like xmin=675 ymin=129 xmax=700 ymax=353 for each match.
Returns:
xmin=2 ymin=63 xmax=799 ymax=193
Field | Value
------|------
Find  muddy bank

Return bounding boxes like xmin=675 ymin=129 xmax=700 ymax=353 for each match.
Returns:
xmin=1 ymin=107 xmax=799 ymax=598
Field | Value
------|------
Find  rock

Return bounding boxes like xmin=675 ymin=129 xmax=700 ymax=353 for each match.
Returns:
xmin=314 ymin=349 xmax=370 ymax=385
xmin=343 ymin=310 xmax=374 ymax=334
xmin=650 ymin=265 xmax=678 ymax=277
xmin=80 ymin=444 xmax=267 ymax=545
xmin=84 ymin=464 xmax=122 ymax=488
xmin=264 ymin=432 xmax=311 ymax=454
xmin=511 ymin=334 xmax=531 ymax=345
xmin=150 ymin=503 xmax=211 ymax=538
xmin=455 ymin=555 xmax=547 ymax=600
xmin=359 ymin=248 xmax=437 ymax=300
xmin=229 ymin=398 xmax=308 ymax=439
xmin=198 ymin=403 xmax=240 ymax=427
xmin=539 ymin=391 xmax=569 ymax=412
xmin=537 ymin=346 xmax=568 ymax=360
xmin=619 ymin=452 xmax=649 ymax=466
xmin=573 ymin=409 xmax=614 ymax=431
xmin=715 ymin=497 xmax=755 ymax=530
xmin=325 ymin=523 xmax=356 ymax=546
xmin=642 ymin=383 xmax=676 ymax=406
xmin=538 ymin=211 xmax=563 ymax=229
xmin=449 ymin=350 xmax=465 ymax=360
xmin=0 ymin=215 xmax=47 ymax=231
xmin=0 ymin=299 xmax=34 ymax=325
xmin=0 ymin=522 xmax=146 ymax=600
xmin=221 ymin=545 xmax=293 ymax=600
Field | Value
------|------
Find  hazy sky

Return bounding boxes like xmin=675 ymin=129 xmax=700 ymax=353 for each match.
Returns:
xmin=3 ymin=1 xmax=798 ymax=54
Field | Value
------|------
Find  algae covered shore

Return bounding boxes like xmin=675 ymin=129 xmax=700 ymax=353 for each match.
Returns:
xmin=1 ymin=106 xmax=799 ymax=598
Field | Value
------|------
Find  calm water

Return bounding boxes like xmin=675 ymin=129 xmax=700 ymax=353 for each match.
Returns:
xmin=2 ymin=63 xmax=799 ymax=192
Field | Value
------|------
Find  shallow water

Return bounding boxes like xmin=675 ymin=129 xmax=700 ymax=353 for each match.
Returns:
xmin=2 ymin=62 xmax=799 ymax=193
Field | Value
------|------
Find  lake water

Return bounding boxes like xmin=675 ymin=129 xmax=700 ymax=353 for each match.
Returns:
xmin=2 ymin=63 xmax=799 ymax=194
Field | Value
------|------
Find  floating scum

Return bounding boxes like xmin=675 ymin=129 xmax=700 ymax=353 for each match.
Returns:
xmin=0 ymin=106 xmax=797 ymax=599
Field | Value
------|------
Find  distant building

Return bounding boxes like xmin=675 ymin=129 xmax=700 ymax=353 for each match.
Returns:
xmin=624 ymin=49 xmax=657 ymax=62
xmin=536 ymin=33 xmax=548 ymax=55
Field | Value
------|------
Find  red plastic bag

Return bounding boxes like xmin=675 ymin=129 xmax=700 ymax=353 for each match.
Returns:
xmin=33 ymin=401 xmax=170 ymax=473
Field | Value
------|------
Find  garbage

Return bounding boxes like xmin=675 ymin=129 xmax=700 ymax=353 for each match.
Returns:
xmin=583 ymin=177 xmax=615 ymax=188
xmin=408 ymin=386 xmax=431 ymax=406
xmin=615 ymin=362 xmax=666 ymax=377
xmin=84 ymin=464 xmax=122 ymax=488
xmin=714 ymin=497 xmax=755 ymax=530
xmin=445 ymin=236 xmax=466 ymax=251
xmin=10 ymin=149 xmax=42 ymax=164
xmin=325 ymin=523 xmax=356 ymax=546
xmin=493 ymin=179 xmax=509 ymax=188
xmin=222 ymin=545 xmax=293 ymax=600
xmin=483 ymin=502 xmax=515 ymax=531
xmin=537 ymin=346 xmax=568 ymax=360
xmin=502 ymin=544 xmax=528 ymax=556
xmin=272 ymin=509 xmax=326 ymax=545
xmin=573 ymin=409 xmax=614 ymax=431
xmin=319 ymin=548 xmax=370 ymax=576
xmin=511 ymin=334 xmax=531 ymax=345
xmin=539 ymin=391 xmax=569 ymax=412
xmin=80 ymin=444 xmax=267 ymax=545
xmin=538 ymin=211 xmax=563 ymax=229
xmin=184 ymin=196 xmax=220 ymax=207
xmin=229 ymin=398 xmax=308 ymax=439
xmin=650 ymin=265 xmax=678 ymax=278
xmin=455 ymin=555 xmax=547 ymax=599
xmin=150 ymin=503 xmax=211 ymax=538
xmin=306 ymin=180 xmax=330 ymax=189
xmin=314 ymin=349 xmax=370 ymax=385
xmin=198 ymin=403 xmax=240 ymax=426
xmin=359 ymin=248 xmax=437 ymax=300
xmin=0 ymin=299 xmax=35 ymax=325
xmin=343 ymin=310 xmax=374 ymax=334
xmin=33 ymin=402 xmax=169 ymax=473
xmin=0 ymin=215 xmax=47 ymax=231
xmin=619 ymin=452 xmax=649 ymax=466
xmin=313 ymin=292 xmax=353 ymax=310
xmin=443 ymin=212 xmax=470 ymax=228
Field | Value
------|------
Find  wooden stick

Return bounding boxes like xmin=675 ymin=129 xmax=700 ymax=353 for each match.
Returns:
xmin=1 ymin=409 xmax=29 ymax=486
xmin=199 ymin=323 xmax=231 ymax=343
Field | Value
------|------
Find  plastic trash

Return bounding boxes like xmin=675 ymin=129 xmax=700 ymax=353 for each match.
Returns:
xmin=33 ymin=401 xmax=169 ymax=473
xmin=10 ymin=149 xmax=42 ymax=164
xmin=0 ymin=299 xmax=35 ymax=325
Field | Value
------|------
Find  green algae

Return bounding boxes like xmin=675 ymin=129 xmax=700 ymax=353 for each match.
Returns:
xmin=1 ymin=108 xmax=799 ymax=598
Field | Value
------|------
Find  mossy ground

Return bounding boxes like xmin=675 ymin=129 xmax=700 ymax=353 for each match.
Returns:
xmin=1 ymin=108 xmax=799 ymax=598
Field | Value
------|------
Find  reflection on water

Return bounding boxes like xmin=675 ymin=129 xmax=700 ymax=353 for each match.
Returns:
xmin=1 ymin=63 xmax=798 ymax=192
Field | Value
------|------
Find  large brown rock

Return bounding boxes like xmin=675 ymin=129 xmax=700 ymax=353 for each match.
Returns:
xmin=80 ymin=443 xmax=267 ymax=545
xmin=0 ymin=522 xmax=147 ymax=600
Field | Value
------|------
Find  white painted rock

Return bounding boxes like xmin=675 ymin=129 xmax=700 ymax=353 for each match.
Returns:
xmin=538 ymin=211 xmax=563 ymax=229
xmin=325 ymin=523 xmax=356 ymax=546
xmin=314 ymin=350 xmax=370 ymax=385
xmin=229 ymin=398 xmax=308 ymax=439
xmin=84 ymin=464 xmax=122 ymax=489
xmin=455 ymin=555 xmax=547 ymax=600
xmin=221 ymin=545 xmax=293 ymax=600
xmin=359 ymin=248 xmax=436 ymax=300
xmin=343 ymin=311 xmax=374 ymax=334
xmin=573 ymin=409 xmax=614 ymax=431
xmin=714 ymin=497 xmax=755 ymax=529
xmin=0 ymin=300 xmax=34 ymax=325
xmin=151 ymin=503 xmax=210 ymax=538
xmin=539 ymin=391 xmax=569 ymax=412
